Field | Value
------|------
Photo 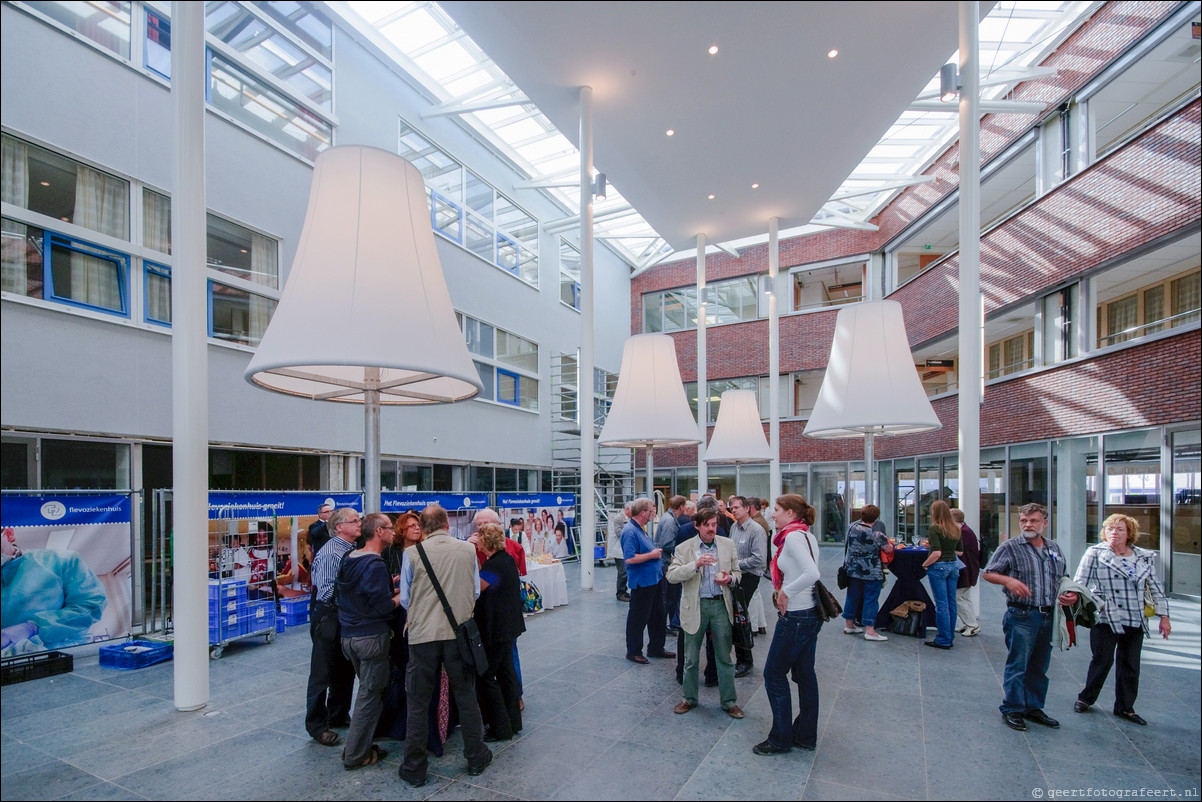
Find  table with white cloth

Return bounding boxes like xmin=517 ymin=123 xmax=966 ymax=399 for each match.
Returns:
xmin=524 ymin=561 xmax=568 ymax=610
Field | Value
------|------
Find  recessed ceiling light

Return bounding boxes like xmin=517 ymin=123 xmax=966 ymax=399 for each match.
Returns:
xmin=707 ymin=194 xmax=716 ymax=200
xmin=751 ymin=183 xmax=760 ymax=189
xmin=708 ymin=45 xmax=719 ymax=55
xmin=666 ymin=129 xmax=675 ymax=136
xmin=39 ymin=180 xmax=50 ymax=186
xmin=828 ymin=49 xmax=839 ymax=59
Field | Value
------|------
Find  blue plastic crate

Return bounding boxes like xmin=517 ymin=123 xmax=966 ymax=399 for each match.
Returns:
xmin=279 ymin=596 xmax=309 ymax=615
xmin=239 ymin=601 xmax=275 ymax=635
xmin=281 ymin=608 xmax=309 ymax=627
xmin=209 ymin=597 xmax=240 ymax=615
xmin=207 ymin=579 xmax=247 ymax=601
xmin=99 ymin=640 xmax=173 ymax=670
xmin=275 ymin=617 xmax=286 ymax=634
xmin=209 ymin=612 xmax=239 ymax=643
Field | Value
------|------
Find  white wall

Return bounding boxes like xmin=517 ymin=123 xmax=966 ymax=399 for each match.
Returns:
xmin=0 ymin=3 xmax=631 ymax=472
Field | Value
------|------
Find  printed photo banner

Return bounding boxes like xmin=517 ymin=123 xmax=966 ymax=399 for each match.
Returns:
xmin=380 ymin=493 xmax=491 ymax=513
xmin=207 ymin=491 xmax=363 ymax=520
xmin=496 ymin=493 xmax=578 ymax=558
xmin=1 ymin=493 xmax=133 ymax=656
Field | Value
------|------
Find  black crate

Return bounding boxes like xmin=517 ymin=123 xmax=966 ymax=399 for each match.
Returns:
xmin=0 ymin=651 xmax=74 ymax=686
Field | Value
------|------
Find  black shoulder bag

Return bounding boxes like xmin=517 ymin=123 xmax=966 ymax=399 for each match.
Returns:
xmin=415 ymin=542 xmax=488 ymax=676
xmin=803 ymin=534 xmax=843 ymax=622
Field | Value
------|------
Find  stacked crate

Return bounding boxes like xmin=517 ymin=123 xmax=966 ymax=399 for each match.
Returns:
xmin=280 ymin=595 xmax=310 ymax=628
xmin=208 ymin=579 xmax=246 ymax=643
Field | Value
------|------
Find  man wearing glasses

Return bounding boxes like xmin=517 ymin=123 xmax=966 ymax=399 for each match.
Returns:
xmin=336 ymin=512 xmax=402 ymax=769
xmin=305 ymin=507 xmax=360 ymax=747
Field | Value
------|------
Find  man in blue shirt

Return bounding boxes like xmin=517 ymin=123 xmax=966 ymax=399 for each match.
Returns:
xmin=622 ymin=498 xmax=675 ymax=664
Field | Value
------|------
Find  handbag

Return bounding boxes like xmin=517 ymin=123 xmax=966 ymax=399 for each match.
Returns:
xmin=520 ymin=579 xmax=543 ymax=614
xmin=802 ymin=535 xmax=843 ymax=623
xmin=890 ymin=600 xmax=927 ymax=638
xmin=1143 ymin=580 xmax=1156 ymax=618
xmin=731 ymin=593 xmax=754 ymax=652
xmin=837 ymin=533 xmax=851 ymax=590
xmin=415 ymin=542 xmax=488 ymax=676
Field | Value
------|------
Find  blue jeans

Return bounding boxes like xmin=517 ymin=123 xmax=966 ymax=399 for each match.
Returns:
xmin=1000 ymin=606 xmax=1054 ymax=714
xmin=762 ymin=607 xmax=822 ymax=750
xmin=926 ymin=562 xmax=959 ymax=646
xmin=842 ymin=577 xmax=883 ymax=628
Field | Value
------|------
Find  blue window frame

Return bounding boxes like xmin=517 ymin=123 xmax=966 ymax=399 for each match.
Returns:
xmin=496 ymin=368 xmax=520 ymax=406
xmin=44 ymin=233 xmax=130 ymax=317
xmin=145 ymin=10 xmax=171 ymax=79
xmin=430 ymin=191 xmax=463 ymax=244
xmin=496 ymin=232 xmax=519 ymax=276
xmin=144 ymin=262 xmax=171 ymax=327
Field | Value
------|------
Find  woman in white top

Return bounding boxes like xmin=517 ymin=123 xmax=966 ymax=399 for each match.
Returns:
xmin=754 ymin=494 xmax=823 ymax=756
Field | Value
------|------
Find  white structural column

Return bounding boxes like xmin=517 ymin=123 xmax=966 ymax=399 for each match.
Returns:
xmin=696 ymin=234 xmax=707 ymax=496
xmin=364 ymin=368 xmax=381 ymax=513
xmin=957 ymin=0 xmax=982 ymax=537
xmin=768 ymin=218 xmax=781 ymax=501
xmin=171 ymin=0 xmax=209 ymax=711
xmin=579 ymin=86 xmax=596 ymax=590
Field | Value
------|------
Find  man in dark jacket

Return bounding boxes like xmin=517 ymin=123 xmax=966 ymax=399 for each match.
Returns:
xmin=308 ymin=501 xmax=334 ymax=561
xmin=952 ymin=508 xmax=982 ymax=637
xmin=337 ymin=512 xmax=400 ymax=769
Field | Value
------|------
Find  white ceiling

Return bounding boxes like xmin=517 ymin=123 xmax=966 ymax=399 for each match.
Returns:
xmin=439 ymin=2 xmax=981 ymax=250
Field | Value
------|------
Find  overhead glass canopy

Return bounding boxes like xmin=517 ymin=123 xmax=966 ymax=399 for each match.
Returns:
xmin=337 ymin=1 xmax=1097 ymax=269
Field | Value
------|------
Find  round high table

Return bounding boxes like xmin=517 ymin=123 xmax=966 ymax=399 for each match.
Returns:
xmin=873 ymin=547 xmax=937 ymax=632
xmin=524 ymin=561 xmax=568 ymax=610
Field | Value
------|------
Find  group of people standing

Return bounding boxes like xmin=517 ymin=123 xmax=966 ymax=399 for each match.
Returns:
xmin=304 ymin=504 xmax=527 ymax=787
xmin=621 ymin=491 xmax=1174 ymax=758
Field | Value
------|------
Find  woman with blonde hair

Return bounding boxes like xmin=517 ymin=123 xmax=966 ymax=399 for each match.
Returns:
xmin=1072 ymin=514 xmax=1170 ymax=725
xmin=920 ymin=500 xmax=962 ymax=650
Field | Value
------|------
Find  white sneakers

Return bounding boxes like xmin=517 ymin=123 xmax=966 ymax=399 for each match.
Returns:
xmin=864 ymin=632 xmax=889 ymax=642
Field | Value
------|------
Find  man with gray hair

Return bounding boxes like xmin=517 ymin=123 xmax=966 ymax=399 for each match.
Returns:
xmin=622 ymin=498 xmax=675 ymax=664
xmin=609 ymin=501 xmax=632 ymax=602
xmin=305 ymin=507 xmax=360 ymax=747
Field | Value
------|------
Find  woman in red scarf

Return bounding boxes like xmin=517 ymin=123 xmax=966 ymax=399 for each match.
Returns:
xmin=754 ymin=494 xmax=822 ymax=756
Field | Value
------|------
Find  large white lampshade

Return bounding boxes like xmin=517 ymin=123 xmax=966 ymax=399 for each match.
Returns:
xmin=705 ymin=389 xmax=772 ymax=462
xmin=598 ymin=334 xmax=701 ymax=449
xmin=245 ymin=145 xmax=482 ymax=404
xmin=245 ymin=145 xmax=482 ymax=513
xmin=804 ymin=300 xmax=940 ymax=438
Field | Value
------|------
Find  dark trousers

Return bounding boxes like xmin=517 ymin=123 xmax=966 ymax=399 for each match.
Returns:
xmin=663 ymin=573 xmax=682 ymax=628
xmin=477 ymin=638 xmax=523 ymax=739
xmin=340 ymin=631 xmax=390 ymax=766
xmin=763 ymin=607 xmax=822 ymax=750
xmin=1079 ymin=624 xmax=1144 ymax=714
xmin=615 ymin=559 xmax=628 ymax=597
xmin=734 ymin=574 xmax=760 ymax=666
xmin=305 ymin=602 xmax=354 ymax=738
xmin=402 ymin=639 xmax=490 ymax=781
xmin=626 ymin=583 xmax=667 ymax=657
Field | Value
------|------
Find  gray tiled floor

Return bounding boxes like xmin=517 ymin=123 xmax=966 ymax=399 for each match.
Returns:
xmin=3 ymin=547 xmax=1199 ymax=801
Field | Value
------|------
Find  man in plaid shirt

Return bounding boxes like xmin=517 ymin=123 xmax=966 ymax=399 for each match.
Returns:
xmin=982 ymin=502 xmax=1078 ymax=733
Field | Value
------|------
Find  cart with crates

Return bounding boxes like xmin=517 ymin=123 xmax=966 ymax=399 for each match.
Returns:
xmin=208 ymin=517 xmax=279 ymax=659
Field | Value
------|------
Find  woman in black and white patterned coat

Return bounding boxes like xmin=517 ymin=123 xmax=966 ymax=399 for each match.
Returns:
xmin=1072 ymin=513 xmax=1171 ymax=726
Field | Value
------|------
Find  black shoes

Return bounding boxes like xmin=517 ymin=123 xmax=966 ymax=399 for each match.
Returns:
xmin=399 ymin=767 xmax=427 ymax=788
xmin=924 ymin=641 xmax=952 ymax=650
xmin=753 ymin=740 xmax=791 ymax=756
xmin=648 ymin=650 xmax=676 ymax=659
xmin=792 ymin=738 xmax=816 ymax=751
xmin=734 ymin=664 xmax=751 ymax=678
xmin=467 ymin=749 xmax=494 ymax=776
xmin=1025 ymin=709 xmax=1060 ymax=728
xmin=616 ymin=593 xmax=630 ymax=602
xmin=1002 ymin=712 xmax=1028 ymax=731
xmin=1116 ymin=710 xmax=1148 ymax=726
xmin=704 ymin=677 xmax=719 ymax=688
xmin=1073 ymin=700 xmax=1090 ymax=713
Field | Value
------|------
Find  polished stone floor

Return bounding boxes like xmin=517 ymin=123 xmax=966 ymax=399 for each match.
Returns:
xmin=3 ymin=547 xmax=1199 ymax=801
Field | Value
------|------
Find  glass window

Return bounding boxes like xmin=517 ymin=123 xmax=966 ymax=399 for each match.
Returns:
xmin=643 ymin=293 xmax=663 ymax=333
xmin=465 ymin=171 xmax=493 ymax=219
xmin=812 ymin=463 xmax=848 ymax=543
xmin=1170 ymin=429 xmax=1200 ymax=596
xmin=469 ymin=466 xmax=493 ymax=492
xmin=980 ymin=448 xmax=1006 ymax=554
xmin=1103 ymin=430 xmax=1161 ymax=550
xmin=1143 ymin=285 xmax=1165 ymax=335
xmin=494 ymin=467 xmax=518 ymax=493
xmin=206 ymin=214 xmax=278 ymax=288
xmin=895 ymin=458 xmax=916 ymax=543
xmin=790 ymin=260 xmax=865 ymax=312
xmin=41 ymin=440 xmax=129 ymax=489
xmin=1042 ymin=285 xmax=1077 ymax=364
xmin=465 ymin=211 xmax=494 ymax=263
xmin=2 ymin=134 xmax=130 ymax=241
xmin=1009 ymin=442 xmax=1050 ymax=540
xmin=560 ymin=239 xmax=580 ymax=310
xmin=143 ymin=189 xmax=171 ymax=254
xmin=255 ymin=0 xmax=333 ymax=59
xmin=1 ymin=219 xmax=45 ymax=299
xmin=497 ymin=331 xmax=538 ymax=372
xmin=461 ymin=315 xmax=494 ymax=359
xmin=1052 ymin=436 xmax=1100 ymax=568
xmin=401 ymin=464 xmax=432 ymax=492
xmin=432 ymin=193 xmax=463 ymax=243
xmin=1172 ymin=273 xmax=1200 ymax=322
xmin=459 ymin=314 xmax=538 ymax=411
xmin=145 ymin=263 xmax=171 ymax=325
xmin=473 ymin=361 xmax=494 ymax=401
xmin=209 ymin=281 xmax=276 ymax=346
xmin=33 ymin=1 xmax=131 ymax=59
xmin=1105 ymin=294 xmax=1138 ymax=345
xmin=145 ymin=9 xmax=171 ymax=78
xmin=47 ymin=233 xmax=128 ymax=316
xmin=208 ymin=54 xmax=331 ymax=161
xmin=205 ymin=1 xmax=332 ymax=112
xmin=1 ymin=439 xmax=33 ymax=489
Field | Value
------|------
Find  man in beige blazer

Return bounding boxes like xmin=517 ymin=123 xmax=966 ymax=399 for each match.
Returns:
xmin=666 ymin=507 xmax=744 ymax=719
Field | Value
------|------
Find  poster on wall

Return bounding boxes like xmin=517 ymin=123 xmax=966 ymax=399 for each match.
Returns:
xmin=1 ymin=493 xmax=132 ymax=657
xmin=496 ymin=493 xmax=577 ymax=558
xmin=382 ymin=493 xmax=490 ymax=540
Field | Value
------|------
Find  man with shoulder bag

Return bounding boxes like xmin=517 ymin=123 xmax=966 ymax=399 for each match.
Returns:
xmin=397 ymin=505 xmax=491 ymax=787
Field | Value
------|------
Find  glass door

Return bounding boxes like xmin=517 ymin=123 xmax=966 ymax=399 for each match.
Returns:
xmin=1170 ymin=429 xmax=1200 ymax=596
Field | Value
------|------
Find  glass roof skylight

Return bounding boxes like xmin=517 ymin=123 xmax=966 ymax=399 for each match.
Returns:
xmin=336 ymin=0 xmax=1097 ymax=269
